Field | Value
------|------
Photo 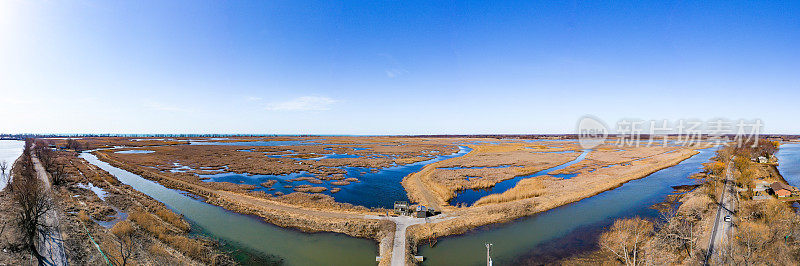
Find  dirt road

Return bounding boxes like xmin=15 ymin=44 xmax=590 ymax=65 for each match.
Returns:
xmin=31 ymin=153 xmax=68 ymax=266
xmin=706 ymin=156 xmax=736 ymax=264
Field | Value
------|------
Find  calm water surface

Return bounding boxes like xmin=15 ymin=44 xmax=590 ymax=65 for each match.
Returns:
xmin=450 ymin=150 xmax=589 ymax=207
xmin=420 ymin=147 xmax=717 ymax=265
xmin=81 ymin=152 xmax=377 ymax=266
xmin=776 ymin=143 xmax=800 ymax=186
xmin=0 ymin=140 xmax=24 ymax=189
xmin=200 ymin=146 xmax=472 ymax=209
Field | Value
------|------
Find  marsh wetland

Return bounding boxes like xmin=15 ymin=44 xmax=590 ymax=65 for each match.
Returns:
xmin=52 ymin=136 xmax=717 ymax=265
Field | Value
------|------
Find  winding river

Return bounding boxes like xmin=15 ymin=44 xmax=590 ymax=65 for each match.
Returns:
xmin=419 ymin=147 xmax=717 ymax=265
xmin=81 ymin=152 xmax=378 ymax=265
xmin=81 ymin=144 xmax=719 ymax=265
xmin=450 ymin=149 xmax=590 ymax=206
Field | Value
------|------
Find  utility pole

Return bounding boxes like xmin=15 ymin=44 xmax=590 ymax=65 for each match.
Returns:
xmin=486 ymin=243 xmax=493 ymax=266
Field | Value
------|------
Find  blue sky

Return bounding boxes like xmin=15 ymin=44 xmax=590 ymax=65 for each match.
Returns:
xmin=1 ymin=1 xmax=798 ymax=134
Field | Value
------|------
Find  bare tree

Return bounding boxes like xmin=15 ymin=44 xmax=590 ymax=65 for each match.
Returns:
xmin=66 ymin=138 xmax=83 ymax=151
xmin=34 ymin=140 xmax=55 ymax=172
xmin=10 ymin=153 xmax=52 ymax=264
xmin=1 ymin=160 xmax=8 ymax=186
xmin=109 ymin=220 xmax=136 ymax=266
xmin=1 ymin=160 xmax=7 ymax=176
xmin=50 ymin=163 xmax=67 ymax=187
xmin=599 ymin=217 xmax=654 ymax=266
xmin=720 ymin=222 xmax=770 ymax=265
xmin=656 ymin=212 xmax=698 ymax=258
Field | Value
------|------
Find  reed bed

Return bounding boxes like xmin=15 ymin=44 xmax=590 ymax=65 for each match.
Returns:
xmin=407 ymin=147 xmax=703 ymax=243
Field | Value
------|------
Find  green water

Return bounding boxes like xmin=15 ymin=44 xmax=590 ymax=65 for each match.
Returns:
xmin=81 ymin=152 xmax=377 ymax=265
xmin=420 ymin=147 xmax=717 ymax=265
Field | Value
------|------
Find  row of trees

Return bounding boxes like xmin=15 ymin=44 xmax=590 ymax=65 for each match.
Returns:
xmin=3 ymin=138 xmax=172 ymax=265
xmin=37 ymin=139 xmax=136 ymax=265
xmin=33 ymin=139 xmax=68 ymax=186
xmin=8 ymin=138 xmax=53 ymax=264
xmin=719 ymin=141 xmax=800 ymax=264
xmin=719 ymin=199 xmax=800 ymax=264
xmin=65 ymin=138 xmax=84 ymax=151
xmin=596 ymin=140 xmax=782 ymax=265
xmin=598 ymin=203 xmax=708 ymax=265
xmin=731 ymin=139 xmax=780 ymax=160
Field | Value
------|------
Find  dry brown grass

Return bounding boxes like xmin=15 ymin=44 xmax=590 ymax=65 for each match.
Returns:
xmin=161 ymin=234 xmax=206 ymax=261
xmin=128 ymin=208 xmax=208 ymax=262
xmin=402 ymin=142 xmax=583 ymax=208
xmin=407 ymin=146 xmax=706 ymax=245
xmin=155 ymin=208 xmax=190 ymax=232
xmin=49 ymin=137 xmax=189 ymax=150
xmin=78 ymin=210 xmax=91 ymax=223
xmin=44 ymin=149 xmax=231 ymax=265
xmin=96 ymin=136 xmax=459 ymax=178
xmin=148 ymin=243 xmax=172 ymax=258
xmin=473 ymin=176 xmax=548 ymax=205
xmin=293 ymin=185 xmax=328 ymax=193
xmin=331 ymin=180 xmax=350 ymax=185
xmin=90 ymin=136 xmax=462 ymax=208
xmin=260 ymin=180 xmax=277 ymax=188
xmin=129 ymin=208 xmax=170 ymax=235
xmin=290 ymin=176 xmax=324 ymax=184
xmin=465 ymin=144 xmax=715 ymax=207
xmin=94 ymin=150 xmax=392 ymax=243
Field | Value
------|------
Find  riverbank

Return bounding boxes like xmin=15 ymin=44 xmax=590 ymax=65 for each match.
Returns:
xmin=0 ymin=148 xmax=226 ymax=265
xmin=90 ymin=150 xmax=398 ymax=264
xmin=60 ymin=150 xmax=231 ymax=264
xmin=407 ymin=146 xmax=703 ymax=238
xmin=56 ymin=137 xmax=712 ymax=264
xmin=402 ymin=142 xmax=583 ymax=210
xmin=559 ymin=140 xmax=800 ymax=265
xmin=416 ymin=146 xmax=718 ymax=265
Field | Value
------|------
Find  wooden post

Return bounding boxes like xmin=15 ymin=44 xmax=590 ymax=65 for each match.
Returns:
xmin=486 ymin=243 xmax=493 ymax=266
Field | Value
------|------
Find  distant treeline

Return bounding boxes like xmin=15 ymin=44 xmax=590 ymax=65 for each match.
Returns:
xmin=0 ymin=134 xmax=292 ymax=140
xmin=1 ymin=133 xmax=798 ymax=140
xmin=405 ymin=134 xmax=800 ymax=140
xmin=405 ymin=134 xmax=580 ymax=139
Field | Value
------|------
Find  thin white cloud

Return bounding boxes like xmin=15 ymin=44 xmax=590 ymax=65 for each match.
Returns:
xmin=378 ymin=53 xmax=408 ymax=78
xmin=265 ymin=96 xmax=337 ymax=111
xmin=246 ymin=96 xmax=262 ymax=102
xmin=385 ymin=68 xmax=408 ymax=78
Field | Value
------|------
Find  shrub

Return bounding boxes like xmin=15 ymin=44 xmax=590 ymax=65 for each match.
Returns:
xmin=154 ymin=207 xmax=190 ymax=232
xmin=148 ymin=243 xmax=171 ymax=258
xmin=129 ymin=209 xmax=167 ymax=236
xmin=162 ymin=234 xmax=206 ymax=261
xmin=78 ymin=210 xmax=91 ymax=223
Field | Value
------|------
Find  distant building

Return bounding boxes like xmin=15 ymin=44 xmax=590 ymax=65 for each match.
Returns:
xmin=752 ymin=181 xmax=770 ymax=200
xmin=394 ymin=201 xmax=409 ymax=215
xmin=757 ymin=156 xmax=769 ymax=164
xmin=770 ymin=182 xmax=798 ymax=198
xmin=415 ymin=205 xmax=428 ymax=218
